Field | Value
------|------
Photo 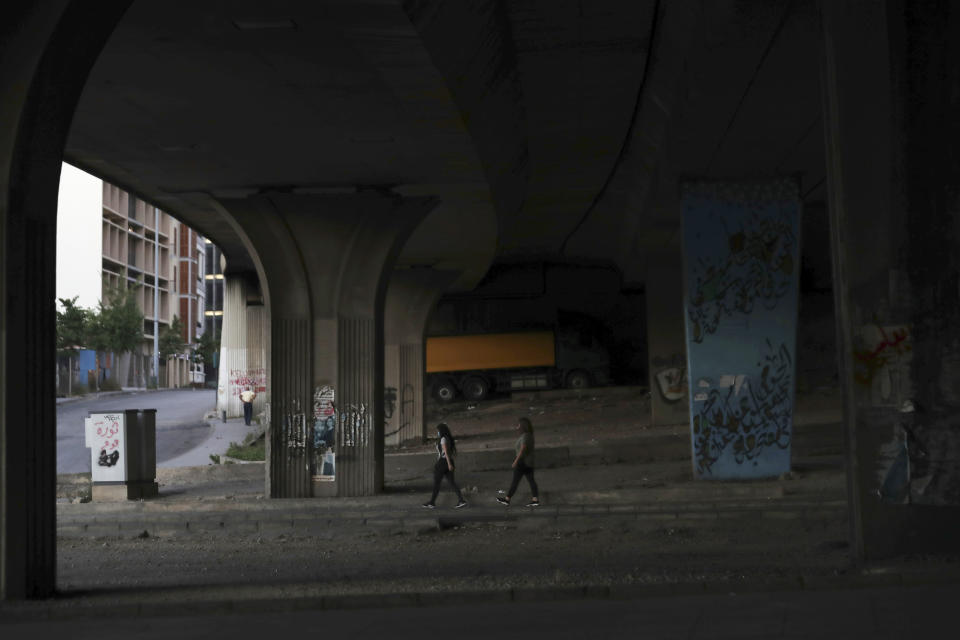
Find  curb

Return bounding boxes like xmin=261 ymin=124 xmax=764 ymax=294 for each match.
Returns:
xmin=2 ymin=568 xmax=958 ymax=622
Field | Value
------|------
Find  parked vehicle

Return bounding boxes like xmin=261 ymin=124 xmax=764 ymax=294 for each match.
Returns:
xmin=426 ymin=328 xmax=610 ymax=402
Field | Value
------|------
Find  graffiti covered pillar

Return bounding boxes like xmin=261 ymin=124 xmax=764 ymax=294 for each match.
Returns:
xmin=217 ymin=193 xmax=436 ymax=497
xmin=821 ymin=1 xmax=960 ymax=561
xmin=681 ymin=179 xmax=801 ymax=480
xmin=384 ymin=268 xmax=459 ymax=447
xmin=646 ymin=247 xmax=689 ymax=427
xmin=216 ymin=273 xmax=267 ymax=419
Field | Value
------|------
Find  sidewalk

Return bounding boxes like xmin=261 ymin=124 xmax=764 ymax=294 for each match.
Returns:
xmin=157 ymin=415 xmax=261 ymax=469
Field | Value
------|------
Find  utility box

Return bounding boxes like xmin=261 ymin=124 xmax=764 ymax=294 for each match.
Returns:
xmin=84 ymin=409 xmax=158 ymax=501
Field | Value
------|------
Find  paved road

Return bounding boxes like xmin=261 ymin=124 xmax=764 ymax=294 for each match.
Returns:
xmin=1 ymin=583 xmax=956 ymax=638
xmin=57 ymin=389 xmax=217 ymax=474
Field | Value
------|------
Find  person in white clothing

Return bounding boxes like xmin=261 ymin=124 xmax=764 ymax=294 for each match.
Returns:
xmin=240 ymin=386 xmax=257 ymax=426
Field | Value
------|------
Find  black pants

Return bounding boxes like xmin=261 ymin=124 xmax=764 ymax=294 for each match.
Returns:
xmin=429 ymin=458 xmax=463 ymax=504
xmin=507 ymin=460 xmax=538 ymax=499
xmin=243 ymin=402 xmax=253 ymax=425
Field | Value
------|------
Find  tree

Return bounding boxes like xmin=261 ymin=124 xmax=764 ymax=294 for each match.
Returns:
xmin=56 ymin=297 xmax=90 ymax=395
xmin=88 ymin=285 xmax=143 ymax=354
xmin=56 ymin=297 xmax=89 ymax=357
xmin=87 ymin=284 xmax=144 ymax=388
xmin=159 ymin=316 xmax=186 ymax=360
xmin=192 ymin=329 xmax=219 ymax=367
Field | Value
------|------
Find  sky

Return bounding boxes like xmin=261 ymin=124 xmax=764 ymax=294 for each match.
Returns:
xmin=56 ymin=162 xmax=103 ymax=309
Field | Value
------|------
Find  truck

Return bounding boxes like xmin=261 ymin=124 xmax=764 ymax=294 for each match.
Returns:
xmin=425 ymin=328 xmax=610 ymax=402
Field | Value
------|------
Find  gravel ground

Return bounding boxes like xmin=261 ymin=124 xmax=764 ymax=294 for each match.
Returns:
xmin=54 ymin=385 xmax=855 ymax=599
xmin=57 ymin=515 xmax=852 ymax=597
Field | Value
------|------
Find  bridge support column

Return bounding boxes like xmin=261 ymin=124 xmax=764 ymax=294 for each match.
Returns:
xmin=821 ymin=0 xmax=960 ymax=560
xmin=384 ymin=269 xmax=459 ymax=447
xmin=0 ymin=1 xmax=130 ymax=599
xmin=217 ymin=193 xmax=436 ymax=497
xmin=216 ymin=274 xmax=267 ymax=420
xmin=645 ymin=248 xmax=689 ymax=427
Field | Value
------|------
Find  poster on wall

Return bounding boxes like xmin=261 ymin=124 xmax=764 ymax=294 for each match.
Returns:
xmin=681 ymin=179 xmax=801 ymax=479
xmin=84 ymin=412 xmax=127 ymax=482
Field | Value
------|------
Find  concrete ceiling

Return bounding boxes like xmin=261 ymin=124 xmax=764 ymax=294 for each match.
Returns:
xmin=65 ymin=0 xmax=827 ymax=292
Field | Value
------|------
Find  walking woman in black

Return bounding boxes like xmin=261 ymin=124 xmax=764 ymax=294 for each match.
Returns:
xmin=423 ymin=422 xmax=467 ymax=509
xmin=497 ymin=416 xmax=540 ymax=507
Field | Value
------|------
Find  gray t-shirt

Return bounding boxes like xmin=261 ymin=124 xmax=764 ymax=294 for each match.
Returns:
xmin=515 ymin=432 xmax=534 ymax=467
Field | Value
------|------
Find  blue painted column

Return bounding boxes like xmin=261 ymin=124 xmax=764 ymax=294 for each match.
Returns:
xmin=681 ymin=179 xmax=801 ymax=479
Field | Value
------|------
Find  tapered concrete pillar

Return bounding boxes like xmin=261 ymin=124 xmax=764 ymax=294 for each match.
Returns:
xmin=384 ymin=268 xmax=459 ymax=447
xmin=216 ymin=273 xmax=267 ymax=419
xmin=216 ymin=193 xmax=436 ymax=497
xmin=646 ymin=249 xmax=689 ymax=427
xmin=0 ymin=1 xmax=130 ymax=599
xmin=821 ymin=1 xmax=960 ymax=561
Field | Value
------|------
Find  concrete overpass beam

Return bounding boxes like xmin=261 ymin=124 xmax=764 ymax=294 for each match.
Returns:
xmin=384 ymin=269 xmax=459 ymax=447
xmin=216 ymin=193 xmax=437 ymax=498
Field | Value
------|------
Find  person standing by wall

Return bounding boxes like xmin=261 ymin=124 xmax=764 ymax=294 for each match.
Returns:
xmin=423 ymin=422 xmax=468 ymax=509
xmin=497 ymin=417 xmax=540 ymax=507
xmin=240 ymin=385 xmax=257 ymax=426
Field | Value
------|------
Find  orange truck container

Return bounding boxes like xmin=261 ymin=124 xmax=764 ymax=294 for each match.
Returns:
xmin=426 ymin=331 xmax=555 ymax=373
xmin=425 ymin=329 xmax=609 ymax=402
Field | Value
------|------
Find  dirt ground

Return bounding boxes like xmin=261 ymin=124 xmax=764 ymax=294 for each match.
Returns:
xmin=53 ymin=386 xmax=862 ymax=599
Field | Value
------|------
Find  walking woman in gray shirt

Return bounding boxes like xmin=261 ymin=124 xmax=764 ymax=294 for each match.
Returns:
xmin=497 ymin=417 xmax=540 ymax=507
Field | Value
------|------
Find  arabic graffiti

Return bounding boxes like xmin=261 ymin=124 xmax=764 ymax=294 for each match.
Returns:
xmin=687 ymin=213 xmax=795 ymax=343
xmin=229 ymin=368 xmax=266 ymax=395
xmin=384 ymin=384 xmax=416 ymax=439
xmin=854 ymin=325 xmax=912 ymax=400
xmin=691 ymin=341 xmax=793 ymax=475
xmin=94 ymin=414 xmax=123 ymax=467
xmin=340 ymin=403 xmax=369 ymax=447
xmin=655 ymin=367 xmax=687 ymax=403
xmin=282 ymin=411 xmax=308 ymax=450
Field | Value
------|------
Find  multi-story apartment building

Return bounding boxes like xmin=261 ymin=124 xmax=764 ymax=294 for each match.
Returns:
xmin=57 ymin=163 xmax=209 ymax=389
xmin=178 ymin=225 xmax=207 ymax=385
xmin=202 ymin=240 xmax=225 ymax=384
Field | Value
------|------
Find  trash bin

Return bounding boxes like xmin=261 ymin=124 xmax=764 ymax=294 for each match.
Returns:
xmin=84 ymin=409 xmax=158 ymax=501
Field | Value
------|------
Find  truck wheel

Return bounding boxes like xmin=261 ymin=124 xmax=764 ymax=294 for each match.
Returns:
xmin=565 ymin=370 xmax=591 ymax=389
xmin=461 ymin=376 xmax=489 ymax=401
xmin=434 ymin=378 xmax=457 ymax=403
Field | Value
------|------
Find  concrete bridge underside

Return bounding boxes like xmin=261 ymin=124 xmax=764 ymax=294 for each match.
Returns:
xmin=3 ymin=0 xmax=960 ymax=599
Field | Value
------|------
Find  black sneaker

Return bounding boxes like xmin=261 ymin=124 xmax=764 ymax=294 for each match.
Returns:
xmin=525 ymin=500 xmax=540 ymax=507
xmin=496 ymin=496 xmax=510 ymax=506
xmin=422 ymin=502 xmax=435 ymax=509
xmin=455 ymin=500 xmax=468 ymax=509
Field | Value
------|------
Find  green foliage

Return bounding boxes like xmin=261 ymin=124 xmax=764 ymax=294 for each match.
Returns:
xmin=56 ymin=297 xmax=90 ymax=357
xmin=225 ymin=438 xmax=266 ymax=462
xmin=159 ymin=315 xmax=186 ymax=359
xmin=192 ymin=330 xmax=219 ymax=365
xmin=88 ymin=284 xmax=144 ymax=355
xmin=100 ymin=377 xmax=121 ymax=391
